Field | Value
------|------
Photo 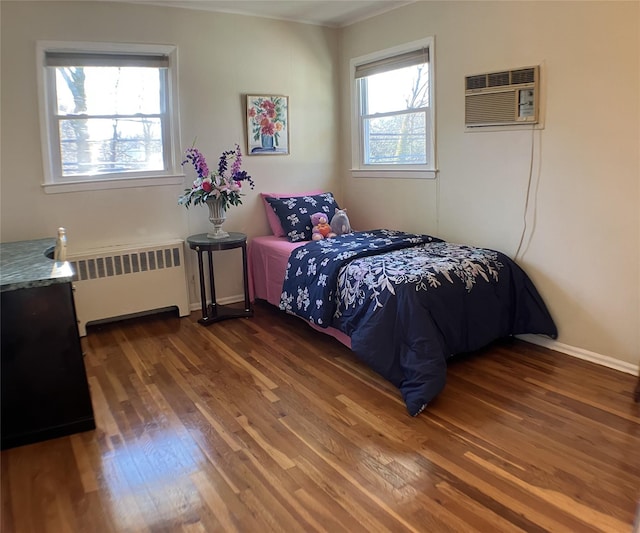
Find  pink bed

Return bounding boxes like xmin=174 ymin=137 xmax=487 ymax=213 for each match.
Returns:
xmin=248 ymin=235 xmax=352 ymax=348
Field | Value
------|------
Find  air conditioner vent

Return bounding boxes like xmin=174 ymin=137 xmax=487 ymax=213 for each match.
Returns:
xmin=488 ymin=71 xmax=510 ymax=87
xmin=466 ymin=75 xmax=487 ymax=90
xmin=465 ymin=65 xmax=539 ymax=127
xmin=466 ymin=92 xmax=517 ymax=125
xmin=511 ymin=68 xmax=535 ymax=85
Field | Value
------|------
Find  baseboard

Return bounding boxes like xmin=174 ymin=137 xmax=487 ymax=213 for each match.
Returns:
xmin=189 ymin=294 xmax=245 ymax=312
xmin=184 ymin=303 xmax=640 ymax=378
xmin=517 ymin=334 xmax=639 ymax=376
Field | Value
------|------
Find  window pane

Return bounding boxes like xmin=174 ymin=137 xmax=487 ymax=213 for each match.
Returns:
xmin=59 ymin=117 xmax=164 ymax=176
xmin=55 ymin=67 xmax=162 ymax=115
xmin=364 ymin=111 xmax=427 ymax=165
xmin=364 ymin=63 xmax=429 ymax=115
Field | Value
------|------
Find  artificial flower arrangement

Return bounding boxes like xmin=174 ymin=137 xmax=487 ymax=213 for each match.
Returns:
xmin=178 ymin=144 xmax=254 ymax=210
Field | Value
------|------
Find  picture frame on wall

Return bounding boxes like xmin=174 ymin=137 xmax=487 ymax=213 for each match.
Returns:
xmin=246 ymin=95 xmax=289 ymax=155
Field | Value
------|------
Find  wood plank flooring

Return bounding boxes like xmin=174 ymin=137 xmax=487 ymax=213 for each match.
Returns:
xmin=2 ymin=300 xmax=639 ymax=532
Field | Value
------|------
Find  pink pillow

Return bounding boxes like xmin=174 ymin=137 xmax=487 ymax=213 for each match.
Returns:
xmin=261 ymin=190 xmax=324 ymax=237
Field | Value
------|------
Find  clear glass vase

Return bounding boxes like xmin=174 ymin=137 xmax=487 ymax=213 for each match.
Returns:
xmin=206 ymin=198 xmax=229 ymax=239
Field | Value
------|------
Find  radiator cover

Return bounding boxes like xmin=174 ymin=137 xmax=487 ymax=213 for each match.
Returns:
xmin=68 ymin=240 xmax=190 ymax=336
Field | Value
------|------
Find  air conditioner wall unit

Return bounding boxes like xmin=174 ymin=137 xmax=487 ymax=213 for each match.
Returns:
xmin=465 ymin=66 xmax=539 ymax=127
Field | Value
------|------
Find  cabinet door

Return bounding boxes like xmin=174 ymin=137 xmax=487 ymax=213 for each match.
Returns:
xmin=1 ymin=283 xmax=95 ymax=449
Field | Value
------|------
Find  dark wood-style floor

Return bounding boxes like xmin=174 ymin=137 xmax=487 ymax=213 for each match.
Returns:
xmin=2 ymin=301 xmax=639 ymax=532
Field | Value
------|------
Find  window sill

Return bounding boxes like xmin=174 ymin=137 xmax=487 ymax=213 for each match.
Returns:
xmin=350 ymin=169 xmax=438 ymax=179
xmin=42 ymin=174 xmax=185 ymax=194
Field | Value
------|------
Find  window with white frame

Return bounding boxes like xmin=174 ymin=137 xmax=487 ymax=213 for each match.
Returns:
xmin=37 ymin=42 xmax=182 ymax=193
xmin=351 ymin=38 xmax=436 ymax=178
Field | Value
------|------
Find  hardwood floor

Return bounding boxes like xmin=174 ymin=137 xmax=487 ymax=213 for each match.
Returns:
xmin=2 ymin=300 xmax=639 ymax=532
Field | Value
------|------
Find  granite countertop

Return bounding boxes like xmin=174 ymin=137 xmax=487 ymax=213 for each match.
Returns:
xmin=0 ymin=238 xmax=74 ymax=292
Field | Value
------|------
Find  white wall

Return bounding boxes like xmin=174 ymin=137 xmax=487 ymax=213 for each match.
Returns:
xmin=340 ymin=1 xmax=640 ymax=369
xmin=0 ymin=1 xmax=340 ymax=304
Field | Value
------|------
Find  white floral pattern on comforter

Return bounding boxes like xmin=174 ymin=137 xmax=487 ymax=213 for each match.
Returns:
xmin=336 ymin=242 xmax=503 ymax=316
xmin=280 ymin=230 xmax=557 ymax=416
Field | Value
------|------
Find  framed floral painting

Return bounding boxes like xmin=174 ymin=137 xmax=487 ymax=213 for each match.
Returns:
xmin=246 ymin=95 xmax=289 ymax=155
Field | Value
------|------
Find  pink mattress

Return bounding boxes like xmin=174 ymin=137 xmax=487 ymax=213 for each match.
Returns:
xmin=248 ymin=235 xmax=352 ymax=348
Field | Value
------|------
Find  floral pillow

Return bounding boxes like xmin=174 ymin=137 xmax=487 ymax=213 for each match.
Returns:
xmin=260 ymin=190 xmax=323 ymax=237
xmin=265 ymin=193 xmax=340 ymax=242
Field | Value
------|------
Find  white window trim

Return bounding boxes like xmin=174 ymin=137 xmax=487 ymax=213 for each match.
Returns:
xmin=350 ymin=37 xmax=437 ymax=179
xmin=41 ymin=174 xmax=185 ymax=194
xmin=36 ymin=41 xmax=184 ymax=194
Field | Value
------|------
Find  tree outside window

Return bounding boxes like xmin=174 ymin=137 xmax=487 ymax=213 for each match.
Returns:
xmin=351 ymin=39 xmax=436 ymax=177
xmin=37 ymin=42 xmax=181 ymax=192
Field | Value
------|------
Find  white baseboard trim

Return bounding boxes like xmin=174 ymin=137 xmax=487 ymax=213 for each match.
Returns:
xmin=189 ymin=294 xmax=245 ymax=312
xmin=517 ymin=334 xmax=639 ymax=376
xmin=183 ymin=304 xmax=640 ymax=378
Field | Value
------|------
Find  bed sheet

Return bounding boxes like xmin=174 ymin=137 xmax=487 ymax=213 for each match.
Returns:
xmin=248 ymin=235 xmax=352 ymax=348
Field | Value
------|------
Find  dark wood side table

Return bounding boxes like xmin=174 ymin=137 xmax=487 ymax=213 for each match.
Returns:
xmin=186 ymin=232 xmax=253 ymax=325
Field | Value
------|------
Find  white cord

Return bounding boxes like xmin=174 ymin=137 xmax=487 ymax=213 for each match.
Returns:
xmin=435 ymin=170 xmax=441 ymax=236
xmin=514 ymin=126 xmax=536 ymax=260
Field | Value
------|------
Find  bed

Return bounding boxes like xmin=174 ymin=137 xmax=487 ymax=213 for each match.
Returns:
xmin=250 ymin=193 xmax=558 ymax=416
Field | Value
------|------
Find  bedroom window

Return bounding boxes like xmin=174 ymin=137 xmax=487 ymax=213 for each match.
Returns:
xmin=36 ymin=41 xmax=183 ymax=193
xmin=350 ymin=38 xmax=436 ymax=179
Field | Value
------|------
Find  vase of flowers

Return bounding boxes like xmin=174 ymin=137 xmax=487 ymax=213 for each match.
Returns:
xmin=179 ymin=143 xmax=254 ymax=239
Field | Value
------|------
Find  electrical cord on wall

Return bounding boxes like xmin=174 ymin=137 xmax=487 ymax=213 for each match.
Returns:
xmin=435 ymin=168 xmax=441 ymax=237
xmin=514 ymin=126 xmax=537 ymax=261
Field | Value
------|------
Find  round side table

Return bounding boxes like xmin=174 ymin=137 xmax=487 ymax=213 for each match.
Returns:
xmin=186 ymin=232 xmax=253 ymax=325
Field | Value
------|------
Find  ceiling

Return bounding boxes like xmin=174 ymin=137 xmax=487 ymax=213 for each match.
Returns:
xmin=120 ymin=0 xmax=415 ymax=27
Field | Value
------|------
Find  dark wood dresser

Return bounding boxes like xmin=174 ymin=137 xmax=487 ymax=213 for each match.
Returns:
xmin=1 ymin=239 xmax=95 ymax=449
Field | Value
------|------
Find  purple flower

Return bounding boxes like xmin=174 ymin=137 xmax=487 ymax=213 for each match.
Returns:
xmin=178 ymin=143 xmax=254 ymax=209
xmin=182 ymin=148 xmax=209 ymax=178
xmin=233 ymin=170 xmax=254 ymax=190
xmin=230 ymin=144 xmax=242 ymax=176
xmin=217 ymin=147 xmax=235 ymax=175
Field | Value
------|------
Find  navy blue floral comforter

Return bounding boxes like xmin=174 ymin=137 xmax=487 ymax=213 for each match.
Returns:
xmin=280 ymin=230 xmax=557 ymax=416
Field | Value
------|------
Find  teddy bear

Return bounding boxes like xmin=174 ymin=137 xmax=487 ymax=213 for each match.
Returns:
xmin=330 ymin=208 xmax=352 ymax=236
xmin=311 ymin=212 xmax=336 ymax=240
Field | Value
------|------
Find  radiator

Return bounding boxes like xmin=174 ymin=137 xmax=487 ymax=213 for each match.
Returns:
xmin=68 ymin=240 xmax=190 ymax=336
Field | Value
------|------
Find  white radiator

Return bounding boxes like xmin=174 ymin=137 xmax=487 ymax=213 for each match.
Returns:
xmin=68 ymin=240 xmax=190 ymax=336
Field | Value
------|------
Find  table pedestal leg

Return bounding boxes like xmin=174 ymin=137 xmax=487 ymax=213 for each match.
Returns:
xmin=242 ymin=243 xmax=251 ymax=313
xmin=207 ymin=251 xmax=216 ymax=318
xmin=196 ymin=250 xmax=208 ymax=322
